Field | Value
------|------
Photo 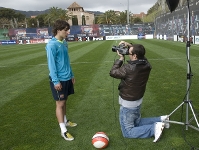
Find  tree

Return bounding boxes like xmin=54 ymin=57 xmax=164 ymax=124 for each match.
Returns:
xmin=94 ymin=15 xmax=100 ymax=24
xmin=15 ymin=12 xmax=26 ymax=22
xmin=44 ymin=7 xmax=70 ymax=26
xmin=97 ymin=10 xmax=117 ymax=24
xmin=133 ymin=17 xmax=142 ymax=23
xmin=0 ymin=8 xmax=26 ymax=28
xmin=118 ymin=11 xmax=128 ymax=24
xmin=36 ymin=14 xmax=49 ymax=27
xmin=0 ymin=18 xmax=10 ymax=28
xmin=96 ymin=10 xmax=134 ymax=25
xmin=27 ymin=18 xmax=37 ymax=28
xmin=0 ymin=8 xmax=16 ymax=20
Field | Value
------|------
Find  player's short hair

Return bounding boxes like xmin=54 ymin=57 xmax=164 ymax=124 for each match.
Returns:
xmin=52 ymin=20 xmax=70 ymax=36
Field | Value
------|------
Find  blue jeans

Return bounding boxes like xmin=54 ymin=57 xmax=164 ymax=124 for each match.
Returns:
xmin=119 ymin=105 xmax=161 ymax=138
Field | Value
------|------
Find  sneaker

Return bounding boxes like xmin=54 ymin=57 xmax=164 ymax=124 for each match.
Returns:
xmin=61 ymin=132 xmax=74 ymax=141
xmin=161 ymin=115 xmax=170 ymax=129
xmin=66 ymin=120 xmax=77 ymax=127
xmin=153 ymin=122 xmax=165 ymax=143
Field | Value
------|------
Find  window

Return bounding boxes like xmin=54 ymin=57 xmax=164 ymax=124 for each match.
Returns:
xmin=86 ymin=16 xmax=89 ymax=20
xmin=72 ymin=15 xmax=78 ymax=25
xmin=82 ymin=15 xmax=86 ymax=25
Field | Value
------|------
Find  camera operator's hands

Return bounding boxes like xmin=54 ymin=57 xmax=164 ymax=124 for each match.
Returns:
xmin=119 ymin=41 xmax=126 ymax=46
xmin=117 ymin=50 xmax=124 ymax=61
xmin=119 ymin=41 xmax=132 ymax=47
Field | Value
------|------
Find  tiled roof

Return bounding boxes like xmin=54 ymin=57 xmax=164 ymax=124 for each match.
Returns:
xmin=67 ymin=2 xmax=82 ymax=8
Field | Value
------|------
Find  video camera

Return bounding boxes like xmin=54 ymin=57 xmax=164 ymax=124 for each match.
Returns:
xmin=112 ymin=43 xmax=129 ymax=55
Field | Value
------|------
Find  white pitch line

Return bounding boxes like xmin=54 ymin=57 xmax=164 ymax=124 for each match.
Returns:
xmin=71 ymin=61 xmax=113 ymax=64
xmin=0 ymin=57 xmax=196 ymax=68
xmin=149 ymin=57 xmax=185 ymax=61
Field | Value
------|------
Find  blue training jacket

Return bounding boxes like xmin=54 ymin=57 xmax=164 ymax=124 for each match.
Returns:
xmin=45 ymin=37 xmax=74 ymax=85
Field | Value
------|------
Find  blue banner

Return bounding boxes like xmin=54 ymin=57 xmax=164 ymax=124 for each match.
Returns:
xmin=0 ymin=40 xmax=16 ymax=45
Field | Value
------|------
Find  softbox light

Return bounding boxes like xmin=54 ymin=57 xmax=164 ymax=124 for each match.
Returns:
xmin=166 ymin=0 xmax=180 ymax=12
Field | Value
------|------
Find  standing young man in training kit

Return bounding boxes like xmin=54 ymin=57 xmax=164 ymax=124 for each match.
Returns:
xmin=109 ymin=41 xmax=169 ymax=142
xmin=46 ymin=20 xmax=77 ymax=141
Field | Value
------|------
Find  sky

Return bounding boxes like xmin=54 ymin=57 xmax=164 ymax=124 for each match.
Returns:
xmin=0 ymin=0 xmax=158 ymax=14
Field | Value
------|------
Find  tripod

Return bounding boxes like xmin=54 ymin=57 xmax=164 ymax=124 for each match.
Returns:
xmin=165 ymin=0 xmax=199 ymax=132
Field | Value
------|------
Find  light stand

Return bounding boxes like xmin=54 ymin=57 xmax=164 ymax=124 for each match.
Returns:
xmin=165 ymin=0 xmax=199 ymax=131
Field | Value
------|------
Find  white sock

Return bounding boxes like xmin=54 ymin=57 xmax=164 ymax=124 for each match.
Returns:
xmin=64 ymin=115 xmax=67 ymax=124
xmin=59 ymin=123 xmax=67 ymax=133
xmin=160 ymin=115 xmax=168 ymax=121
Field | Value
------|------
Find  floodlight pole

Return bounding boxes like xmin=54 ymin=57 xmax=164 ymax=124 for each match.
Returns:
xmin=166 ymin=0 xmax=199 ymax=132
xmin=127 ymin=0 xmax=129 ymax=25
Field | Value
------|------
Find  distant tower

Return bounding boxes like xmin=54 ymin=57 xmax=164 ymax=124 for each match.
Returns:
xmin=67 ymin=2 xmax=94 ymax=25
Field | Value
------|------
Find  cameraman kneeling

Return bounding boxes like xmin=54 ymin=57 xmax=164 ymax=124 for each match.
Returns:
xmin=109 ymin=41 xmax=169 ymax=142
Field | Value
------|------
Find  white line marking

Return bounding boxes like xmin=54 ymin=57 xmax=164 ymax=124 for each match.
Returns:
xmin=1 ymin=57 xmax=198 ymax=68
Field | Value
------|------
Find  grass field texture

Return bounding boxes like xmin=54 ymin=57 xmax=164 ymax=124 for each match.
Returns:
xmin=0 ymin=40 xmax=199 ymax=150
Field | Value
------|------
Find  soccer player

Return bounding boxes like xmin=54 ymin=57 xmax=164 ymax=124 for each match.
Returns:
xmin=46 ymin=20 xmax=77 ymax=141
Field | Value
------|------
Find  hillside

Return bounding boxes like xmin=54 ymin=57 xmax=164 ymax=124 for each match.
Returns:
xmin=0 ymin=7 xmax=103 ymax=17
xmin=15 ymin=9 xmax=50 ymax=17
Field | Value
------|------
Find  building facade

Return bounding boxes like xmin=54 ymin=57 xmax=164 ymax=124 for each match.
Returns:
xmin=133 ymin=12 xmax=146 ymax=19
xmin=67 ymin=2 xmax=95 ymax=25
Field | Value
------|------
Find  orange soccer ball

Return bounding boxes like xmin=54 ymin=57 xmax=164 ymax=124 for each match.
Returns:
xmin=92 ymin=132 xmax=109 ymax=149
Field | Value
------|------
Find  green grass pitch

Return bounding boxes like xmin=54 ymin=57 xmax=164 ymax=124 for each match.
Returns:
xmin=0 ymin=39 xmax=199 ymax=150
